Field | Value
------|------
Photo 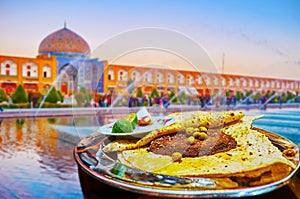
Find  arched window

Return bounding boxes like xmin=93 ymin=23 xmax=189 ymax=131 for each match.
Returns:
xmin=187 ymin=74 xmax=194 ymax=85
xmin=177 ymin=73 xmax=185 ymax=84
xmin=265 ymin=80 xmax=270 ymax=88
xmin=221 ymin=77 xmax=226 ymax=86
xmin=203 ymin=75 xmax=211 ymax=86
xmin=167 ymin=72 xmax=175 ymax=84
xmin=213 ymin=76 xmax=219 ymax=86
xmin=242 ymin=79 xmax=247 ymax=87
xmin=249 ymin=79 xmax=253 ymax=87
xmin=156 ymin=71 xmax=164 ymax=83
xmin=144 ymin=70 xmax=153 ymax=83
xmin=42 ymin=65 xmax=51 ymax=78
xmin=131 ymin=70 xmax=141 ymax=82
xmin=196 ymin=75 xmax=203 ymax=85
xmin=1 ymin=60 xmax=17 ymax=76
xmin=118 ymin=69 xmax=128 ymax=81
xmin=108 ymin=69 xmax=114 ymax=80
xmin=23 ymin=62 xmax=38 ymax=77
xmin=229 ymin=78 xmax=234 ymax=86
xmin=260 ymin=80 xmax=265 ymax=88
xmin=255 ymin=80 xmax=259 ymax=87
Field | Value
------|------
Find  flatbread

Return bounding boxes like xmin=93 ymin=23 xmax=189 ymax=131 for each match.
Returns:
xmin=116 ymin=117 xmax=295 ymax=185
xmin=102 ymin=111 xmax=296 ymax=186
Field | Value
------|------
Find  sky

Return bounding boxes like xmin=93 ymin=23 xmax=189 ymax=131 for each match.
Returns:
xmin=1 ymin=0 xmax=300 ymax=79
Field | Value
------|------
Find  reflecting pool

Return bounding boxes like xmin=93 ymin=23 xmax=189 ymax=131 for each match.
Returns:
xmin=0 ymin=118 xmax=89 ymax=199
xmin=0 ymin=109 xmax=299 ymax=199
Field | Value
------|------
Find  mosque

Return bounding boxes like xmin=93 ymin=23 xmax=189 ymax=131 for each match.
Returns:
xmin=0 ymin=24 xmax=299 ymax=99
xmin=0 ymin=23 xmax=105 ymax=96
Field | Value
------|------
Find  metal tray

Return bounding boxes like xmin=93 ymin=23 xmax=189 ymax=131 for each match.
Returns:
xmin=74 ymin=127 xmax=300 ymax=198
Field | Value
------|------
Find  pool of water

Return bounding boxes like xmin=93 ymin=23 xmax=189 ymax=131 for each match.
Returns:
xmin=0 ymin=109 xmax=299 ymax=199
xmin=0 ymin=118 xmax=85 ymax=199
xmin=250 ymin=109 xmax=300 ymax=146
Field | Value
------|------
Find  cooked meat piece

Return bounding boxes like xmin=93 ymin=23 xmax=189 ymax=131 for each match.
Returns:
xmin=149 ymin=129 xmax=237 ymax=157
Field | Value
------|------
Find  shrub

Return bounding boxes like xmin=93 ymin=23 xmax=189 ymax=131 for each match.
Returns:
xmin=74 ymin=92 xmax=85 ymax=107
xmin=9 ymin=103 xmax=30 ymax=108
xmin=0 ymin=88 xmax=8 ymax=102
xmin=57 ymin=90 xmax=64 ymax=103
xmin=11 ymin=85 xmax=28 ymax=103
xmin=44 ymin=87 xmax=60 ymax=104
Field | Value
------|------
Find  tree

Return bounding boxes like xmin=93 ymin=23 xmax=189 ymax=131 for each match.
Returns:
xmin=0 ymin=88 xmax=8 ymax=102
xmin=150 ymin=88 xmax=159 ymax=98
xmin=136 ymin=88 xmax=143 ymax=98
xmin=169 ymin=90 xmax=177 ymax=103
xmin=11 ymin=85 xmax=28 ymax=103
xmin=235 ymin=91 xmax=244 ymax=102
xmin=44 ymin=87 xmax=60 ymax=103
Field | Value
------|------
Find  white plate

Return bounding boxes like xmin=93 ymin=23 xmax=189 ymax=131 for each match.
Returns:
xmin=97 ymin=116 xmax=175 ymax=136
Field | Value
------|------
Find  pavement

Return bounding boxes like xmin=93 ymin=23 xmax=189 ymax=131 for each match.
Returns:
xmin=0 ymin=103 xmax=299 ymax=119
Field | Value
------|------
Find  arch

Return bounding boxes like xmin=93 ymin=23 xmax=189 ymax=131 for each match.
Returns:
xmin=59 ymin=64 xmax=78 ymax=94
xmin=42 ymin=65 xmax=51 ymax=78
xmin=187 ymin=74 xmax=194 ymax=86
xmin=196 ymin=75 xmax=203 ymax=85
xmin=108 ymin=69 xmax=115 ymax=81
xmin=167 ymin=72 xmax=175 ymax=84
xmin=144 ymin=70 xmax=153 ymax=83
xmin=1 ymin=60 xmax=17 ymax=76
xmin=177 ymin=73 xmax=185 ymax=85
xmin=118 ymin=69 xmax=128 ymax=81
xmin=156 ymin=71 xmax=164 ymax=83
xmin=131 ymin=70 xmax=141 ymax=82
xmin=22 ymin=62 xmax=38 ymax=77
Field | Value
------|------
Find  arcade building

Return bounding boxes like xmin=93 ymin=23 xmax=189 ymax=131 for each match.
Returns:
xmin=0 ymin=25 xmax=299 ymax=100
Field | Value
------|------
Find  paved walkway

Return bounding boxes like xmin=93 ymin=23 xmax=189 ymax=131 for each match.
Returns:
xmin=0 ymin=103 xmax=299 ymax=119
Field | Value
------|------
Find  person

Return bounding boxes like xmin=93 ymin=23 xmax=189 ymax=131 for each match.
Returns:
xmin=149 ymin=96 xmax=153 ymax=106
xmin=162 ymin=94 xmax=170 ymax=108
xmin=0 ymin=105 xmax=3 ymax=112
xmin=128 ymin=96 xmax=133 ymax=107
xmin=102 ymin=94 xmax=107 ymax=107
xmin=279 ymin=96 xmax=283 ymax=109
xmin=107 ymin=94 xmax=112 ymax=107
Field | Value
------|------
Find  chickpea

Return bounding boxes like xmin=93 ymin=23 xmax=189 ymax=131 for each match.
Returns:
xmin=186 ymin=127 xmax=194 ymax=135
xmin=193 ymin=132 xmax=207 ymax=140
xmin=187 ymin=136 xmax=195 ymax=144
xmin=172 ymin=152 xmax=182 ymax=162
xmin=198 ymin=126 xmax=208 ymax=133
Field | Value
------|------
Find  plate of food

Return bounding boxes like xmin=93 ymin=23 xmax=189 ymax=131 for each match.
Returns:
xmin=75 ymin=110 xmax=299 ymax=198
xmin=97 ymin=107 xmax=175 ymax=137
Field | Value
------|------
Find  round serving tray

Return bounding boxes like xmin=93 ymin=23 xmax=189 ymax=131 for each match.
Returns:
xmin=74 ymin=127 xmax=300 ymax=198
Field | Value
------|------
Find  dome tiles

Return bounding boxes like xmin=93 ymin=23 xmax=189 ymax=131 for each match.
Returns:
xmin=38 ymin=26 xmax=91 ymax=56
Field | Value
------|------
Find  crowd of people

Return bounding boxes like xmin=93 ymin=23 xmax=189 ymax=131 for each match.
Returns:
xmin=81 ymin=90 xmax=298 ymax=110
xmin=128 ymin=94 xmax=170 ymax=108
